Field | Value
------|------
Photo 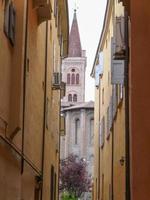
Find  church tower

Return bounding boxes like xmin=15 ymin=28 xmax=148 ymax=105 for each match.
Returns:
xmin=62 ymin=10 xmax=86 ymax=104
xmin=60 ymin=12 xmax=94 ymax=199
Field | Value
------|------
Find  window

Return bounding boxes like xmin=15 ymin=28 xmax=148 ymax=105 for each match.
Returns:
xmin=108 ymin=72 xmax=110 ymax=85
xmin=76 ymin=74 xmax=79 ymax=84
xmin=75 ymin=119 xmax=80 ymax=145
xmin=46 ymin=98 xmax=49 ymax=129
xmin=34 ymin=176 xmax=42 ymax=200
xmin=67 ymin=73 xmax=70 ymax=84
xmin=109 ymin=97 xmax=113 ymax=130
xmin=73 ymin=94 xmax=77 ymax=102
xmin=106 ymin=39 xmax=108 ymax=48
xmin=54 ymin=0 xmax=58 ymax=27
xmin=95 ymin=64 xmax=100 ymax=87
xmin=50 ymin=165 xmax=54 ymax=200
xmin=102 ymin=174 xmax=104 ymax=200
xmin=102 ymin=88 xmax=104 ymax=105
xmin=106 ymin=107 xmax=110 ymax=139
xmin=112 ymin=85 xmax=117 ymax=119
xmin=111 ymin=60 xmax=125 ymax=84
xmin=68 ymin=94 xmax=72 ymax=102
xmin=71 ymin=68 xmax=75 ymax=72
xmin=4 ymin=1 xmax=16 ymax=46
xmin=89 ymin=154 xmax=94 ymax=164
xmin=89 ymin=119 xmax=94 ymax=145
xmin=99 ymin=117 xmax=105 ymax=148
xmin=114 ymin=16 xmax=125 ymax=59
xmin=71 ymin=74 xmax=75 ymax=84
xmin=54 ymin=173 xmax=57 ymax=200
xmin=53 ymin=41 xmax=56 ymax=72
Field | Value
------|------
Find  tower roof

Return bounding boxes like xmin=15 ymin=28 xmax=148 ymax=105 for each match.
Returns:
xmin=68 ymin=10 xmax=82 ymax=57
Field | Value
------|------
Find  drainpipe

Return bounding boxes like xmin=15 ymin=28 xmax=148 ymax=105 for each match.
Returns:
xmin=40 ymin=20 xmax=48 ymax=200
xmin=111 ymin=124 xmax=114 ymax=200
xmin=124 ymin=11 xmax=131 ymax=200
xmin=21 ymin=0 xmax=29 ymax=174
xmin=58 ymin=56 xmax=63 ymax=200
xmin=98 ymin=83 xmax=101 ymax=200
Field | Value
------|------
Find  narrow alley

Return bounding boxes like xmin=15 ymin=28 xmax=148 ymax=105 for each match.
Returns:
xmin=0 ymin=0 xmax=150 ymax=200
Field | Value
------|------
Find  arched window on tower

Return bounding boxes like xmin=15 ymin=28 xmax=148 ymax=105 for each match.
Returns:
xmin=76 ymin=73 xmax=79 ymax=84
xmin=75 ymin=119 xmax=80 ymax=145
xmin=67 ymin=73 xmax=70 ymax=84
xmin=71 ymin=74 xmax=75 ymax=84
xmin=68 ymin=94 xmax=72 ymax=102
xmin=73 ymin=94 xmax=77 ymax=102
xmin=89 ymin=118 xmax=94 ymax=145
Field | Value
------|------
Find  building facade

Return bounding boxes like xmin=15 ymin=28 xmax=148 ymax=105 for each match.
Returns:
xmin=60 ymin=11 xmax=94 ymax=195
xmin=91 ymin=1 xmax=127 ymax=200
xmin=0 ymin=0 xmax=69 ymax=199
xmin=120 ymin=0 xmax=150 ymax=199
xmin=92 ymin=0 xmax=150 ymax=200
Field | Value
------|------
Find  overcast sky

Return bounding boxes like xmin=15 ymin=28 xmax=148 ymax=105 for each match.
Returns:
xmin=68 ymin=0 xmax=107 ymax=101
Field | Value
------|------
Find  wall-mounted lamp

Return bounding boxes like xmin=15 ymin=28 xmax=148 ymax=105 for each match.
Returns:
xmin=119 ymin=156 xmax=125 ymax=166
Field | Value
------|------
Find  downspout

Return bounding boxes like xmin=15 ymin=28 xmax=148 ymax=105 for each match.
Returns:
xmin=111 ymin=124 xmax=114 ymax=200
xmin=58 ymin=57 xmax=63 ymax=200
xmin=21 ymin=0 xmax=29 ymax=174
xmin=40 ymin=20 xmax=48 ymax=200
xmin=125 ymin=11 xmax=131 ymax=200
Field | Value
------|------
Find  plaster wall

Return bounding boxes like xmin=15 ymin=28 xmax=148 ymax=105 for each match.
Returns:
xmin=130 ymin=0 xmax=150 ymax=199
xmin=0 ymin=0 xmax=68 ymax=199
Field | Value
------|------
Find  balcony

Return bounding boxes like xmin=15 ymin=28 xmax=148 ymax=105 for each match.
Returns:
xmin=33 ymin=0 xmax=52 ymax=24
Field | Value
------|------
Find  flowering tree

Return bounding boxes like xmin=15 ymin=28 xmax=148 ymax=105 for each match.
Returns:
xmin=59 ymin=154 xmax=92 ymax=199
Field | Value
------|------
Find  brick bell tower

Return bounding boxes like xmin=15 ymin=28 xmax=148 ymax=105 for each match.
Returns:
xmin=61 ymin=10 xmax=86 ymax=105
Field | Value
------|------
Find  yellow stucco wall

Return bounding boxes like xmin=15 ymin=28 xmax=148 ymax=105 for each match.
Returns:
xmin=93 ymin=1 xmax=126 ymax=200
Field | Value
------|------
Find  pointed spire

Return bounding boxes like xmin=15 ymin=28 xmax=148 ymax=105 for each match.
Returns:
xmin=68 ymin=10 xmax=82 ymax=57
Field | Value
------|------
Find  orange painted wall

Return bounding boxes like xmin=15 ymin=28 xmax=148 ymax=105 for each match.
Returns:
xmin=130 ymin=0 xmax=150 ymax=199
xmin=0 ymin=0 xmax=68 ymax=199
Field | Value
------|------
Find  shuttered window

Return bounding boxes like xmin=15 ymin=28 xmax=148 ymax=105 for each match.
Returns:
xmin=99 ymin=117 xmax=105 ymax=148
xmin=46 ymin=98 xmax=49 ymax=129
xmin=95 ymin=51 xmax=104 ymax=87
xmin=109 ymin=96 xmax=113 ymax=130
xmin=60 ymin=35 xmax=64 ymax=57
xmin=60 ymin=114 xmax=65 ymax=136
xmin=114 ymin=16 xmax=125 ymax=59
xmin=111 ymin=32 xmax=125 ymax=85
xmin=111 ymin=60 xmax=125 ymax=85
xmin=9 ymin=2 xmax=16 ymax=45
xmin=4 ymin=1 xmax=16 ymax=46
xmin=106 ymin=107 xmax=110 ymax=139
xmin=54 ymin=0 xmax=58 ymax=27
xmin=50 ymin=165 xmax=54 ymax=200
xmin=95 ymin=64 xmax=100 ymax=87
xmin=111 ymin=37 xmax=115 ymax=64
xmin=99 ymin=52 xmax=104 ymax=76
xmin=112 ymin=85 xmax=117 ymax=119
xmin=4 ymin=1 xmax=10 ymax=37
